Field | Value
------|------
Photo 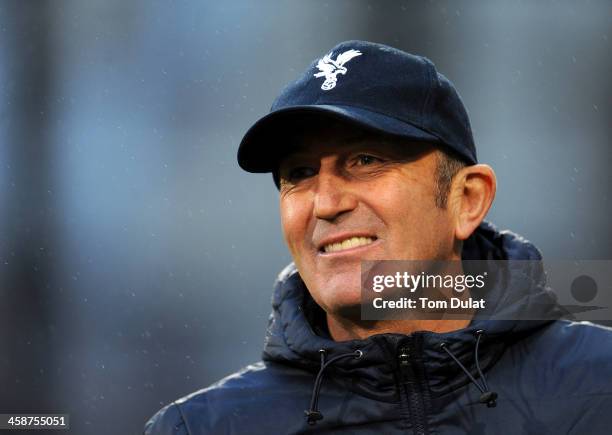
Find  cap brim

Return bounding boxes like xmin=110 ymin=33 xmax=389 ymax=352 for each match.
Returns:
xmin=237 ymin=104 xmax=441 ymax=173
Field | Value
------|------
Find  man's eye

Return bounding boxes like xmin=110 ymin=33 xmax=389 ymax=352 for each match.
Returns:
xmin=354 ymin=154 xmax=382 ymax=166
xmin=287 ymin=166 xmax=316 ymax=181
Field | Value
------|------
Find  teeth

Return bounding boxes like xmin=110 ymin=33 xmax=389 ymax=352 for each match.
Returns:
xmin=323 ymin=237 xmax=374 ymax=253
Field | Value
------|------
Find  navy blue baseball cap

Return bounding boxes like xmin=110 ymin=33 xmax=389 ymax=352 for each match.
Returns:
xmin=237 ymin=40 xmax=477 ymax=174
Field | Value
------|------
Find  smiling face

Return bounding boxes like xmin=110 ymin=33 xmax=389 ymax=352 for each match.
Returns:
xmin=278 ymin=121 xmax=460 ymax=317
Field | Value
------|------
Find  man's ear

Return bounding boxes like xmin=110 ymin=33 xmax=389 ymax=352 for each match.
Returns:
xmin=450 ymin=164 xmax=497 ymax=241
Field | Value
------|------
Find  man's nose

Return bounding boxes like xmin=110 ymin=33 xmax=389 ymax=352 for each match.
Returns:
xmin=313 ymin=164 xmax=358 ymax=221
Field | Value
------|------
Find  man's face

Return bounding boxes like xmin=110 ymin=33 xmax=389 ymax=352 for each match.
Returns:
xmin=278 ymin=122 xmax=457 ymax=317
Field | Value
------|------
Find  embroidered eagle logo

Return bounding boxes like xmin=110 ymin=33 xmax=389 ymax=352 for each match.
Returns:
xmin=313 ymin=49 xmax=362 ymax=91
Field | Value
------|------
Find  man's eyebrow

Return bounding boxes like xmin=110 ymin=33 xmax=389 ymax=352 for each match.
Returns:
xmin=279 ymin=132 xmax=430 ymax=167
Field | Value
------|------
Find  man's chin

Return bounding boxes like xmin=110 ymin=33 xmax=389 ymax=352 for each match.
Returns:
xmin=309 ymin=274 xmax=364 ymax=319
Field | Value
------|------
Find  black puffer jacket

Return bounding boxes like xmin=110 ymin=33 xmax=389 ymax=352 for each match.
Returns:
xmin=144 ymin=222 xmax=612 ymax=434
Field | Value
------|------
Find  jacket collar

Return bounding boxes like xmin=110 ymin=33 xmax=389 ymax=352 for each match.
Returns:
xmin=262 ymin=221 xmax=565 ymax=400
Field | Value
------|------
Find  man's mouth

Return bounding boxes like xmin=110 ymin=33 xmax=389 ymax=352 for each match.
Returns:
xmin=321 ymin=236 xmax=376 ymax=253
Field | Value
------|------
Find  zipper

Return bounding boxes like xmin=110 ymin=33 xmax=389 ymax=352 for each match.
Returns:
xmin=397 ymin=342 xmax=428 ymax=435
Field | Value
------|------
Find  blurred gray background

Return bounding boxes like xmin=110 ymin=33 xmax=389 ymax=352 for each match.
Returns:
xmin=1 ymin=1 xmax=610 ymax=434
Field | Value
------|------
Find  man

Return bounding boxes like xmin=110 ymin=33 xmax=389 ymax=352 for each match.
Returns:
xmin=145 ymin=40 xmax=612 ymax=434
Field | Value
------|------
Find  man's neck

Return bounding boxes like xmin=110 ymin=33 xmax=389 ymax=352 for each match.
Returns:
xmin=325 ymin=251 xmax=472 ymax=341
